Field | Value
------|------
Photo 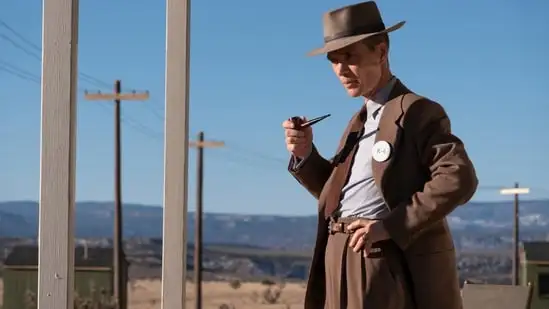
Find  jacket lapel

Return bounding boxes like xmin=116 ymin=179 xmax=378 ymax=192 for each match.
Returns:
xmin=371 ymin=80 xmax=411 ymax=198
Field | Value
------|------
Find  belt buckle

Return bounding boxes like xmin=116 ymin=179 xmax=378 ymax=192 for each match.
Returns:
xmin=328 ymin=221 xmax=344 ymax=234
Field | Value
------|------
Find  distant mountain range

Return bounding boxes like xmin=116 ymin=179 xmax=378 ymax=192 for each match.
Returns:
xmin=0 ymin=200 xmax=548 ymax=250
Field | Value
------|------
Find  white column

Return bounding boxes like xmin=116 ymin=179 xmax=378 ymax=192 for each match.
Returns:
xmin=161 ymin=0 xmax=191 ymax=307
xmin=37 ymin=0 xmax=79 ymax=308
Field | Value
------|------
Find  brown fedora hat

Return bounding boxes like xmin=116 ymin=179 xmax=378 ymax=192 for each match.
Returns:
xmin=307 ymin=1 xmax=405 ymax=57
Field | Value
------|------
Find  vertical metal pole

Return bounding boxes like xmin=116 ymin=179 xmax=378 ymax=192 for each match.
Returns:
xmin=161 ymin=0 xmax=191 ymax=307
xmin=513 ymin=182 xmax=520 ymax=285
xmin=37 ymin=0 xmax=79 ymax=308
xmin=194 ymin=132 xmax=204 ymax=309
xmin=113 ymin=80 xmax=124 ymax=308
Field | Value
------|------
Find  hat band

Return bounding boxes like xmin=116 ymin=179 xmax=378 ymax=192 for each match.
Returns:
xmin=323 ymin=22 xmax=386 ymax=43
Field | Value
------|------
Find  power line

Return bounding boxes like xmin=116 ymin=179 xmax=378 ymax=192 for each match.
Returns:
xmin=0 ymin=20 xmax=42 ymax=51
xmin=0 ymin=33 xmax=42 ymax=60
xmin=1 ymin=18 xmax=166 ymax=124
xmin=0 ymin=58 xmax=163 ymax=139
xmin=0 ymin=19 xmax=118 ymax=89
xmin=0 ymin=63 xmax=40 ymax=83
xmin=0 ymin=32 xmax=107 ymax=89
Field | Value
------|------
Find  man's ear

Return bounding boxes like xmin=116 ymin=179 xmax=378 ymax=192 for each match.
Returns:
xmin=378 ymin=43 xmax=388 ymax=64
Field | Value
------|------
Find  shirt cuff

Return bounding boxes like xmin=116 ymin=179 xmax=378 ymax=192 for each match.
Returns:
xmin=291 ymin=148 xmax=313 ymax=170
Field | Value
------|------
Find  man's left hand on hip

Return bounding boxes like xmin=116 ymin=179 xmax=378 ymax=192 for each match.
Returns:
xmin=346 ymin=219 xmax=390 ymax=255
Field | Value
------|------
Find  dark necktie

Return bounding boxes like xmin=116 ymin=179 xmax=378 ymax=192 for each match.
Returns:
xmin=323 ymin=106 xmax=369 ymax=218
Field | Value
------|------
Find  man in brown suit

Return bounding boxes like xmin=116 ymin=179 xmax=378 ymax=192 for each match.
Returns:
xmin=282 ymin=2 xmax=478 ymax=309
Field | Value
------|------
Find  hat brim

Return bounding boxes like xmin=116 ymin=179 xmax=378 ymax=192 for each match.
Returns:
xmin=307 ymin=21 xmax=406 ymax=57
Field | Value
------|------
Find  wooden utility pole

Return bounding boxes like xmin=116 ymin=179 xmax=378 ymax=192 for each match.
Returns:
xmin=500 ymin=183 xmax=530 ymax=286
xmin=84 ymin=80 xmax=149 ymax=309
xmin=513 ymin=182 xmax=519 ymax=286
xmin=192 ymin=132 xmax=224 ymax=309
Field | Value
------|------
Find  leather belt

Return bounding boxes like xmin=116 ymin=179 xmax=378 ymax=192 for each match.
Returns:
xmin=328 ymin=217 xmax=384 ymax=256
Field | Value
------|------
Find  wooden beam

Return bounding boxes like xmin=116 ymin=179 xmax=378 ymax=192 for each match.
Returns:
xmin=37 ymin=0 xmax=79 ymax=308
xmin=189 ymin=140 xmax=225 ymax=148
xmin=161 ymin=0 xmax=191 ymax=307
xmin=83 ymin=92 xmax=150 ymax=101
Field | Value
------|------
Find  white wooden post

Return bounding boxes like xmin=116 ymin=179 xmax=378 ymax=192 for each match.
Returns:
xmin=161 ymin=0 xmax=191 ymax=307
xmin=37 ymin=0 xmax=79 ymax=308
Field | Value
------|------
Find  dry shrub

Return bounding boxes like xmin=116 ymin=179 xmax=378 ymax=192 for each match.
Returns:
xmin=261 ymin=281 xmax=286 ymax=304
xmin=260 ymin=278 xmax=276 ymax=286
xmin=228 ymin=279 xmax=241 ymax=289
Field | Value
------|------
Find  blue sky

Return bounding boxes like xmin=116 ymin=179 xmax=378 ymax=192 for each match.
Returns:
xmin=1 ymin=0 xmax=548 ymax=215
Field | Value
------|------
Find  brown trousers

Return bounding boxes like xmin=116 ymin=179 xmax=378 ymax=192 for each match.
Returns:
xmin=324 ymin=218 xmax=416 ymax=309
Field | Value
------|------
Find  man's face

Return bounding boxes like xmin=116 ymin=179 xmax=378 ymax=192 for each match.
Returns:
xmin=327 ymin=41 xmax=386 ymax=98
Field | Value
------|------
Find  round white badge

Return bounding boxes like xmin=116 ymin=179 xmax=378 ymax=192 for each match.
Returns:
xmin=372 ymin=141 xmax=392 ymax=162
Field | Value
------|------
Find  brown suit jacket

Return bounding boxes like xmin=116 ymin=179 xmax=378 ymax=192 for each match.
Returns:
xmin=289 ymin=79 xmax=478 ymax=309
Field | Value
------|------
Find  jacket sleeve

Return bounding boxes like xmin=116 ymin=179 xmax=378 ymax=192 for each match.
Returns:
xmin=288 ymin=144 xmax=333 ymax=200
xmin=382 ymin=102 xmax=478 ymax=250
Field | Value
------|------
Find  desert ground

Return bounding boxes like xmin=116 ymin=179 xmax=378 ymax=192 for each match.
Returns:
xmin=0 ymin=279 xmax=307 ymax=309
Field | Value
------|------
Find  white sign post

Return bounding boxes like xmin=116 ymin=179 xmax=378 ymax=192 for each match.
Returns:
xmin=161 ymin=0 xmax=191 ymax=308
xmin=37 ymin=0 xmax=79 ymax=308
